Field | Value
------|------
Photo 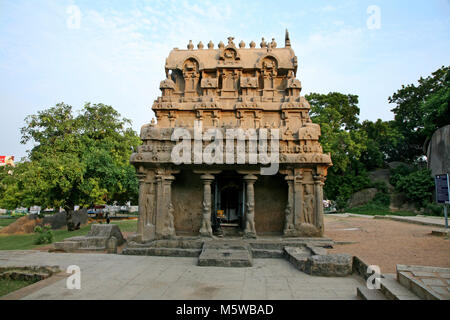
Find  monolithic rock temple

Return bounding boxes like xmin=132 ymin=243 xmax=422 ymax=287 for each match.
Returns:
xmin=130 ymin=31 xmax=332 ymax=242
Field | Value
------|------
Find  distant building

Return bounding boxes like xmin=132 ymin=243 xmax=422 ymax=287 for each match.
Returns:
xmin=0 ymin=156 xmax=15 ymax=167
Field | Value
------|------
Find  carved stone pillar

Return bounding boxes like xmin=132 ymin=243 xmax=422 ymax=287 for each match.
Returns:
xmin=155 ymin=173 xmax=176 ymax=239
xmin=243 ymin=174 xmax=258 ymax=238
xmin=293 ymin=170 xmax=303 ymax=229
xmin=137 ymin=171 xmax=156 ymax=242
xmin=313 ymin=174 xmax=325 ymax=235
xmin=136 ymin=172 xmax=146 ymax=238
xmin=283 ymin=175 xmax=295 ymax=236
xmin=199 ymin=174 xmax=215 ymax=237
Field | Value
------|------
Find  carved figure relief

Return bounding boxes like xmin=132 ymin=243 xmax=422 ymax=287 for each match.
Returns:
xmin=302 ymin=185 xmax=315 ymax=224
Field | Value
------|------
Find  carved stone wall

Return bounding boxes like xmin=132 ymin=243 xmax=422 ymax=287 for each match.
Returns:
xmin=130 ymin=31 xmax=332 ymax=241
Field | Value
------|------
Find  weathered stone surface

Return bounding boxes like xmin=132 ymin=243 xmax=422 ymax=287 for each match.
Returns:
xmin=54 ymin=241 xmax=80 ymax=252
xmin=347 ymin=188 xmax=378 ymax=208
xmin=53 ymin=224 xmax=125 ymax=252
xmin=304 ymin=254 xmax=353 ymax=277
xmin=43 ymin=209 xmax=88 ymax=230
xmin=87 ymin=224 xmax=125 ymax=246
xmin=106 ymin=236 xmax=118 ymax=254
xmin=426 ymin=125 xmax=450 ymax=176
xmin=283 ymin=246 xmax=310 ymax=271
xmin=130 ymin=31 xmax=332 ymax=241
xmin=198 ymin=241 xmax=252 ymax=267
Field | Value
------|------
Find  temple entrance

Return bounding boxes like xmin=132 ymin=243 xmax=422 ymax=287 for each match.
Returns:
xmin=213 ymin=171 xmax=244 ymax=235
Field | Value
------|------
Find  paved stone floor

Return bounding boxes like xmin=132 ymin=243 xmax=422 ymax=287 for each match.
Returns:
xmin=0 ymin=251 xmax=364 ymax=300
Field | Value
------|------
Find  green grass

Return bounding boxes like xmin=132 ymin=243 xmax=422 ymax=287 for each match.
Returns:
xmin=0 ymin=279 xmax=36 ymax=297
xmin=0 ymin=219 xmax=137 ymax=251
xmin=345 ymin=203 xmax=417 ymax=216
xmin=0 ymin=218 xmax=18 ymax=228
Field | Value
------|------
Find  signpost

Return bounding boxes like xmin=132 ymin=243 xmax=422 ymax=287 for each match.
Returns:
xmin=435 ymin=174 xmax=449 ymax=229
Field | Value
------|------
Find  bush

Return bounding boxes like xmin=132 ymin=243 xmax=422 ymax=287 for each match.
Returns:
xmin=325 ymin=170 xmax=372 ymax=210
xmin=389 ymin=164 xmax=415 ymax=187
xmin=395 ymin=169 xmax=434 ymax=208
xmin=34 ymin=224 xmax=54 ymax=244
xmin=372 ymin=192 xmax=390 ymax=207
xmin=424 ymin=203 xmax=444 ymax=216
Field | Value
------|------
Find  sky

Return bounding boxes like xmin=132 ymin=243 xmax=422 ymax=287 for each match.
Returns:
xmin=1 ymin=0 xmax=449 ymax=160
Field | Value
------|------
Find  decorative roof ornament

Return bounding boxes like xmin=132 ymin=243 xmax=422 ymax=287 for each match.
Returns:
xmin=239 ymin=40 xmax=245 ymax=48
xmin=249 ymin=41 xmax=256 ymax=48
xmin=187 ymin=40 xmax=194 ymax=50
xmin=207 ymin=40 xmax=214 ymax=49
xmin=271 ymin=38 xmax=277 ymax=48
xmin=197 ymin=41 xmax=204 ymax=49
xmin=285 ymin=29 xmax=291 ymax=47
xmin=260 ymin=37 xmax=267 ymax=48
xmin=227 ymin=36 xmax=235 ymax=47
xmin=218 ymin=41 xmax=225 ymax=49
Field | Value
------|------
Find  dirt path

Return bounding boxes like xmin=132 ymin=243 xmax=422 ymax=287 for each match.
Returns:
xmin=324 ymin=215 xmax=450 ymax=273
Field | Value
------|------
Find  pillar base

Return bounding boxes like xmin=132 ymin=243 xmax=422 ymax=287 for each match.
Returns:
xmin=244 ymin=231 xmax=257 ymax=239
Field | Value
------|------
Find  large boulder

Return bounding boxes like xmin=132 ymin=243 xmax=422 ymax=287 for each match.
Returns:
xmin=426 ymin=125 xmax=450 ymax=176
xmin=369 ymin=168 xmax=391 ymax=185
xmin=347 ymin=188 xmax=378 ymax=208
xmin=42 ymin=209 xmax=88 ymax=230
xmin=87 ymin=224 xmax=126 ymax=246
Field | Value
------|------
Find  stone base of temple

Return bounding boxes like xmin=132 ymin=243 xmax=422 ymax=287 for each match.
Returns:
xmin=122 ymin=236 xmax=353 ymax=275
xmin=122 ymin=236 xmax=334 ymax=258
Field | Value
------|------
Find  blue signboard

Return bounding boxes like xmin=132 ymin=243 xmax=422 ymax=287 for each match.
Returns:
xmin=435 ymin=174 xmax=450 ymax=204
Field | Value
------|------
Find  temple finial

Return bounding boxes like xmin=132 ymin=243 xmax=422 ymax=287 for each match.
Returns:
xmin=285 ymin=29 xmax=291 ymax=47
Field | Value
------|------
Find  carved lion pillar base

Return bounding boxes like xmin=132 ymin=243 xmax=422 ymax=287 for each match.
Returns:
xmin=243 ymin=174 xmax=258 ymax=239
xmin=313 ymin=174 xmax=325 ymax=236
xmin=199 ymin=174 xmax=214 ymax=237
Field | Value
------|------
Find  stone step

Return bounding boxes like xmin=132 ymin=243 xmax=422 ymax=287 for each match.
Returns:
xmin=397 ymin=271 xmax=441 ymax=300
xmin=77 ymin=247 xmax=107 ymax=252
xmin=198 ymin=241 xmax=253 ymax=267
xmin=356 ymin=286 xmax=388 ymax=300
xmin=283 ymin=246 xmax=310 ymax=271
xmin=380 ymin=275 xmax=420 ymax=300
xmin=122 ymin=247 xmax=201 ymax=257
xmin=251 ymin=249 xmax=284 ymax=259
xmin=143 ymin=239 xmax=204 ymax=249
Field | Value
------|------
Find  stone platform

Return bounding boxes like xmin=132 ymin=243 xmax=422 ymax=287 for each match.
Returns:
xmin=53 ymin=224 xmax=125 ymax=253
xmin=122 ymin=236 xmax=352 ymax=275
xmin=198 ymin=241 xmax=253 ymax=267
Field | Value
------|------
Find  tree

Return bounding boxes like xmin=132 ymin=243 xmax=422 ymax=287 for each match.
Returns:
xmin=1 ymin=103 xmax=140 ymax=230
xmin=389 ymin=66 xmax=450 ymax=161
xmin=359 ymin=119 xmax=406 ymax=168
xmin=306 ymin=92 xmax=370 ymax=207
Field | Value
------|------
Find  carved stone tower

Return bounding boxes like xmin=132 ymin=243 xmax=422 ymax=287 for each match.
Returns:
xmin=130 ymin=32 xmax=332 ymax=242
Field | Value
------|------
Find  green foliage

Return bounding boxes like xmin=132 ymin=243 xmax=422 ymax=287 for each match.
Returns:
xmin=346 ymin=203 xmax=416 ymax=216
xmin=33 ymin=224 xmax=54 ymax=244
xmin=371 ymin=180 xmax=388 ymax=194
xmin=307 ymin=92 xmax=371 ymax=209
xmin=389 ymin=65 xmax=450 ymax=161
xmin=324 ymin=170 xmax=372 ymax=209
xmin=389 ymin=164 xmax=415 ymax=187
xmin=359 ymin=119 xmax=406 ymax=166
xmin=424 ymin=203 xmax=444 ymax=216
xmin=394 ymin=169 xmax=434 ymax=208
xmin=372 ymin=192 xmax=390 ymax=207
xmin=0 ymin=103 xmax=140 ymax=212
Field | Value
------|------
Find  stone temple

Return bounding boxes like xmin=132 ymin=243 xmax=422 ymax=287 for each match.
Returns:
xmin=129 ymin=31 xmax=332 ymax=243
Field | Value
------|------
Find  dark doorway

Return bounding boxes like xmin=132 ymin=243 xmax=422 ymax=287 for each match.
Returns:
xmin=213 ymin=171 xmax=244 ymax=234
